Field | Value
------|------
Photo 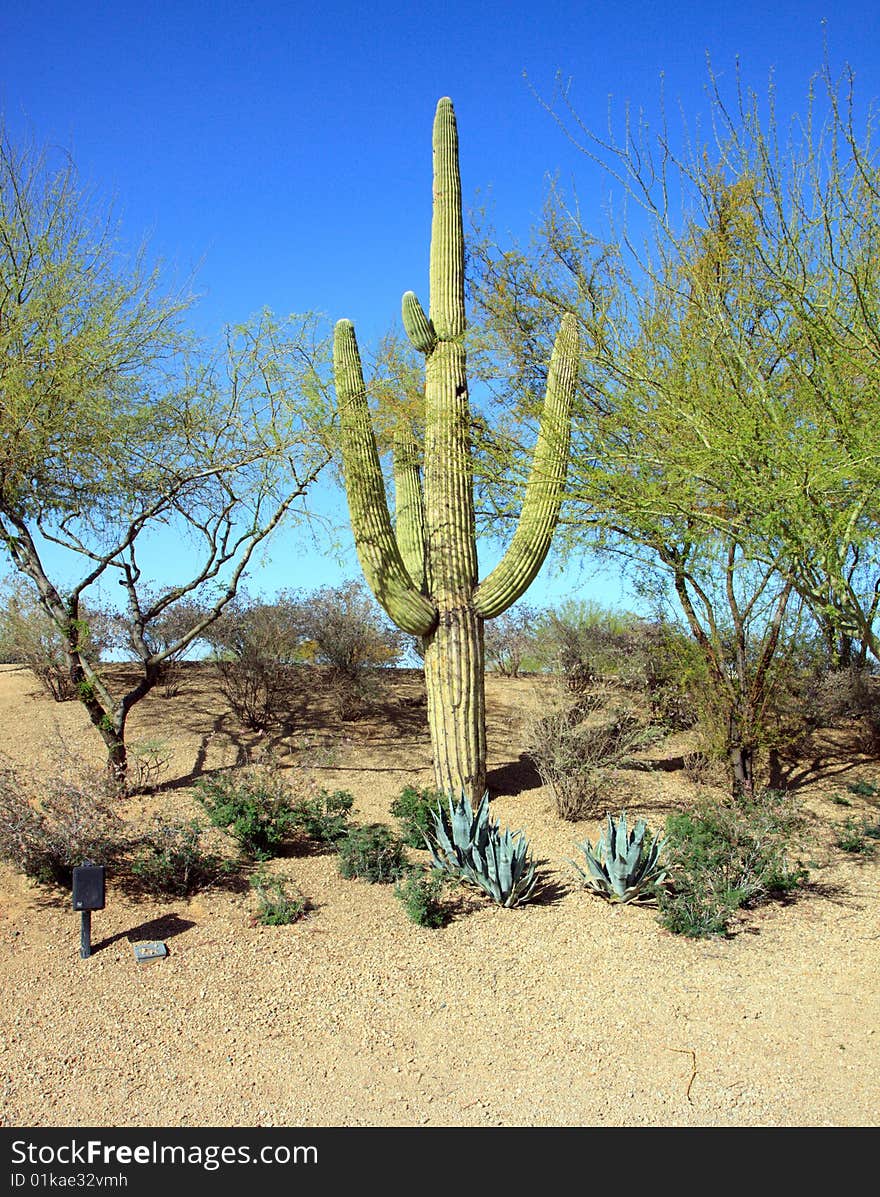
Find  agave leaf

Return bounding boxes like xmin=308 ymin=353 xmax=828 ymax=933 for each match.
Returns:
xmin=450 ymin=792 xmax=475 ymax=848
xmin=426 ymin=800 xmax=459 ymax=870
xmin=495 ymin=837 xmax=512 ymax=897
xmin=624 ymin=834 xmax=644 ymax=879
xmin=577 ymin=840 xmax=609 ymax=886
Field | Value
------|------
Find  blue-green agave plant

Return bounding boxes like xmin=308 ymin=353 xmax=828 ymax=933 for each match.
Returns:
xmin=426 ymin=790 xmax=538 ymax=908
xmin=572 ymin=811 xmax=667 ymax=903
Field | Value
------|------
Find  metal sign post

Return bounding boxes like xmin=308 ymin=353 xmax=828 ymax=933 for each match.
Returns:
xmin=72 ymin=864 xmax=106 ymax=958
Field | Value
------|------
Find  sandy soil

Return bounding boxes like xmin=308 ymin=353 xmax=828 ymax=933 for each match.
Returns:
xmin=0 ymin=662 xmax=877 ymax=1128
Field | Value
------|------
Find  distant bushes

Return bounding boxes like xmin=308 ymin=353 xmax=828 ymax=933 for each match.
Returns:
xmin=206 ymin=591 xmax=305 ymax=731
xmin=299 ymin=580 xmax=406 ymax=719
xmin=483 ymin=605 xmax=540 ymax=677
xmin=206 ymin=580 xmax=404 ymax=728
xmin=0 ymin=578 xmax=111 ymax=702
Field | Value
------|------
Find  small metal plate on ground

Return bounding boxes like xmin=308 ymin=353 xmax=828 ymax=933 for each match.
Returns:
xmin=133 ymin=941 xmax=167 ymax=962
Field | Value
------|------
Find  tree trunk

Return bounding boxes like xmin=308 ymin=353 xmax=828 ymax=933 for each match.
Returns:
xmin=99 ymin=724 xmax=128 ymax=791
xmin=729 ymin=742 xmax=755 ymax=800
xmin=423 ymin=603 xmax=486 ymax=799
xmin=727 ymin=732 xmax=756 ymax=799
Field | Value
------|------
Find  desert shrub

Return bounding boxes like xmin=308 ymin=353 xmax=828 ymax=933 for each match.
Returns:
xmin=206 ymin=591 xmax=305 ymax=663
xmin=128 ymin=738 xmax=173 ymax=792
xmin=394 ymin=868 xmax=448 ymax=927
xmin=337 ymin=823 xmax=408 ymax=883
xmin=0 ymin=762 xmax=125 ymax=886
xmin=760 ymin=662 xmax=880 ymax=765
xmin=798 ymin=666 xmax=875 ymax=727
xmin=525 ymin=689 xmax=662 ymax=820
xmin=835 ymin=815 xmax=880 ymax=855
xmin=216 ymin=652 xmax=292 ymax=731
xmin=681 ymin=749 xmax=727 ymax=788
xmin=641 ymin=624 xmax=706 ymax=731
xmin=197 ymin=765 xmax=356 ymax=860
xmin=207 ymin=592 xmax=305 ymax=730
xmin=299 ymin=580 xmax=404 ymax=674
xmin=0 ymin=578 xmax=111 ymax=702
xmin=250 ymin=870 xmax=309 ymax=925
xmin=390 ymin=784 xmax=451 ymax=847
xmin=484 ymin=605 xmax=540 ymax=677
xmin=128 ymin=818 xmax=234 ymax=896
xmin=288 ymin=788 xmax=353 ymax=844
xmin=657 ymin=789 xmax=809 ymax=938
xmin=299 ymin=580 xmax=404 ymax=718
xmin=195 ymin=767 xmax=296 ymax=860
xmin=531 ymin=600 xmax=672 ymax=693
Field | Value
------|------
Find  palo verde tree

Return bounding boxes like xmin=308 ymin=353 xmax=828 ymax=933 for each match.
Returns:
xmin=0 ymin=124 xmax=334 ymax=787
xmin=470 ymin=56 xmax=880 ymax=793
xmin=333 ymin=98 xmax=579 ymax=801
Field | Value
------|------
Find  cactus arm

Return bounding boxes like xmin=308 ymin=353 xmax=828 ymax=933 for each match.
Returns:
xmin=474 ymin=312 xmax=580 ymax=620
xmin=334 ymin=319 xmax=437 ymax=637
xmin=402 ymin=291 xmax=437 ymax=355
xmin=392 ymin=423 xmax=427 ymax=592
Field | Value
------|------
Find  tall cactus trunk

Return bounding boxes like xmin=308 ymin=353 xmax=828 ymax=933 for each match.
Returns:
xmin=332 ymin=97 xmax=579 ymax=804
xmin=423 ymin=607 xmax=486 ymax=797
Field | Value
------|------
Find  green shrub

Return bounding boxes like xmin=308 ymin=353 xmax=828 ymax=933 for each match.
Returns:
xmin=394 ymin=869 xmax=448 ymax=927
xmin=128 ymin=819 xmax=234 ymax=896
xmin=337 ymin=823 xmax=408 ymax=883
xmin=250 ymin=871 xmax=309 ymax=925
xmin=657 ymin=789 xmax=809 ymax=938
xmin=835 ymin=815 xmax=880 ymax=854
xmin=0 ymin=762 xmax=125 ymax=887
xmin=847 ymin=779 xmax=878 ymax=798
xmin=289 ymin=788 xmax=353 ymax=844
xmin=390 ymin=784 xmax=450 ymax=848
xmin=195 ymin=767 xmax=295 ymax=860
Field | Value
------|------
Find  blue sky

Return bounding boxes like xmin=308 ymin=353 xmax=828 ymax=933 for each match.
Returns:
xmin=2 ymin=1 xmax=878 ymax=616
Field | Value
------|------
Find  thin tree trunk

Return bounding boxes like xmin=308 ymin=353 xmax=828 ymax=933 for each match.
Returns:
xmin=729 ymin=741 xmax=755 ymax=800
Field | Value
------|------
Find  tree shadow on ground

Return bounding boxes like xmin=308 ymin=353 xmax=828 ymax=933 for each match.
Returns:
xmin=150 ymin=668 xmax=432 ymax=791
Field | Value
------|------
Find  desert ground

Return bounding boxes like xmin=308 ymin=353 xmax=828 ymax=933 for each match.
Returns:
xmin=0 ymin=661 xmax=877 ymax=1128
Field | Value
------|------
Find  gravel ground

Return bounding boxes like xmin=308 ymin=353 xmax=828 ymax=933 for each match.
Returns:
xmin=0 ymin=664 xmax=877 ymax=1128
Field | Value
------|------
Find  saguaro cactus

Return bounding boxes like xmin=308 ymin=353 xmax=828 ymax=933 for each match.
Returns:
xmin=334 ymin=97 xmax=579 ymax=801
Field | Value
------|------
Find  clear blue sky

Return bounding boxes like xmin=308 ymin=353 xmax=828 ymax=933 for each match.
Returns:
xmin=2 ymin=1 xmax=877 ymax=615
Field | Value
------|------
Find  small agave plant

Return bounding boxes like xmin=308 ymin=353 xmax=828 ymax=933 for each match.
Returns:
xmin=425 ymin=790 xmax=538 ymax=908
xmin=572 ymin=811 xmax=667 ymax=903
